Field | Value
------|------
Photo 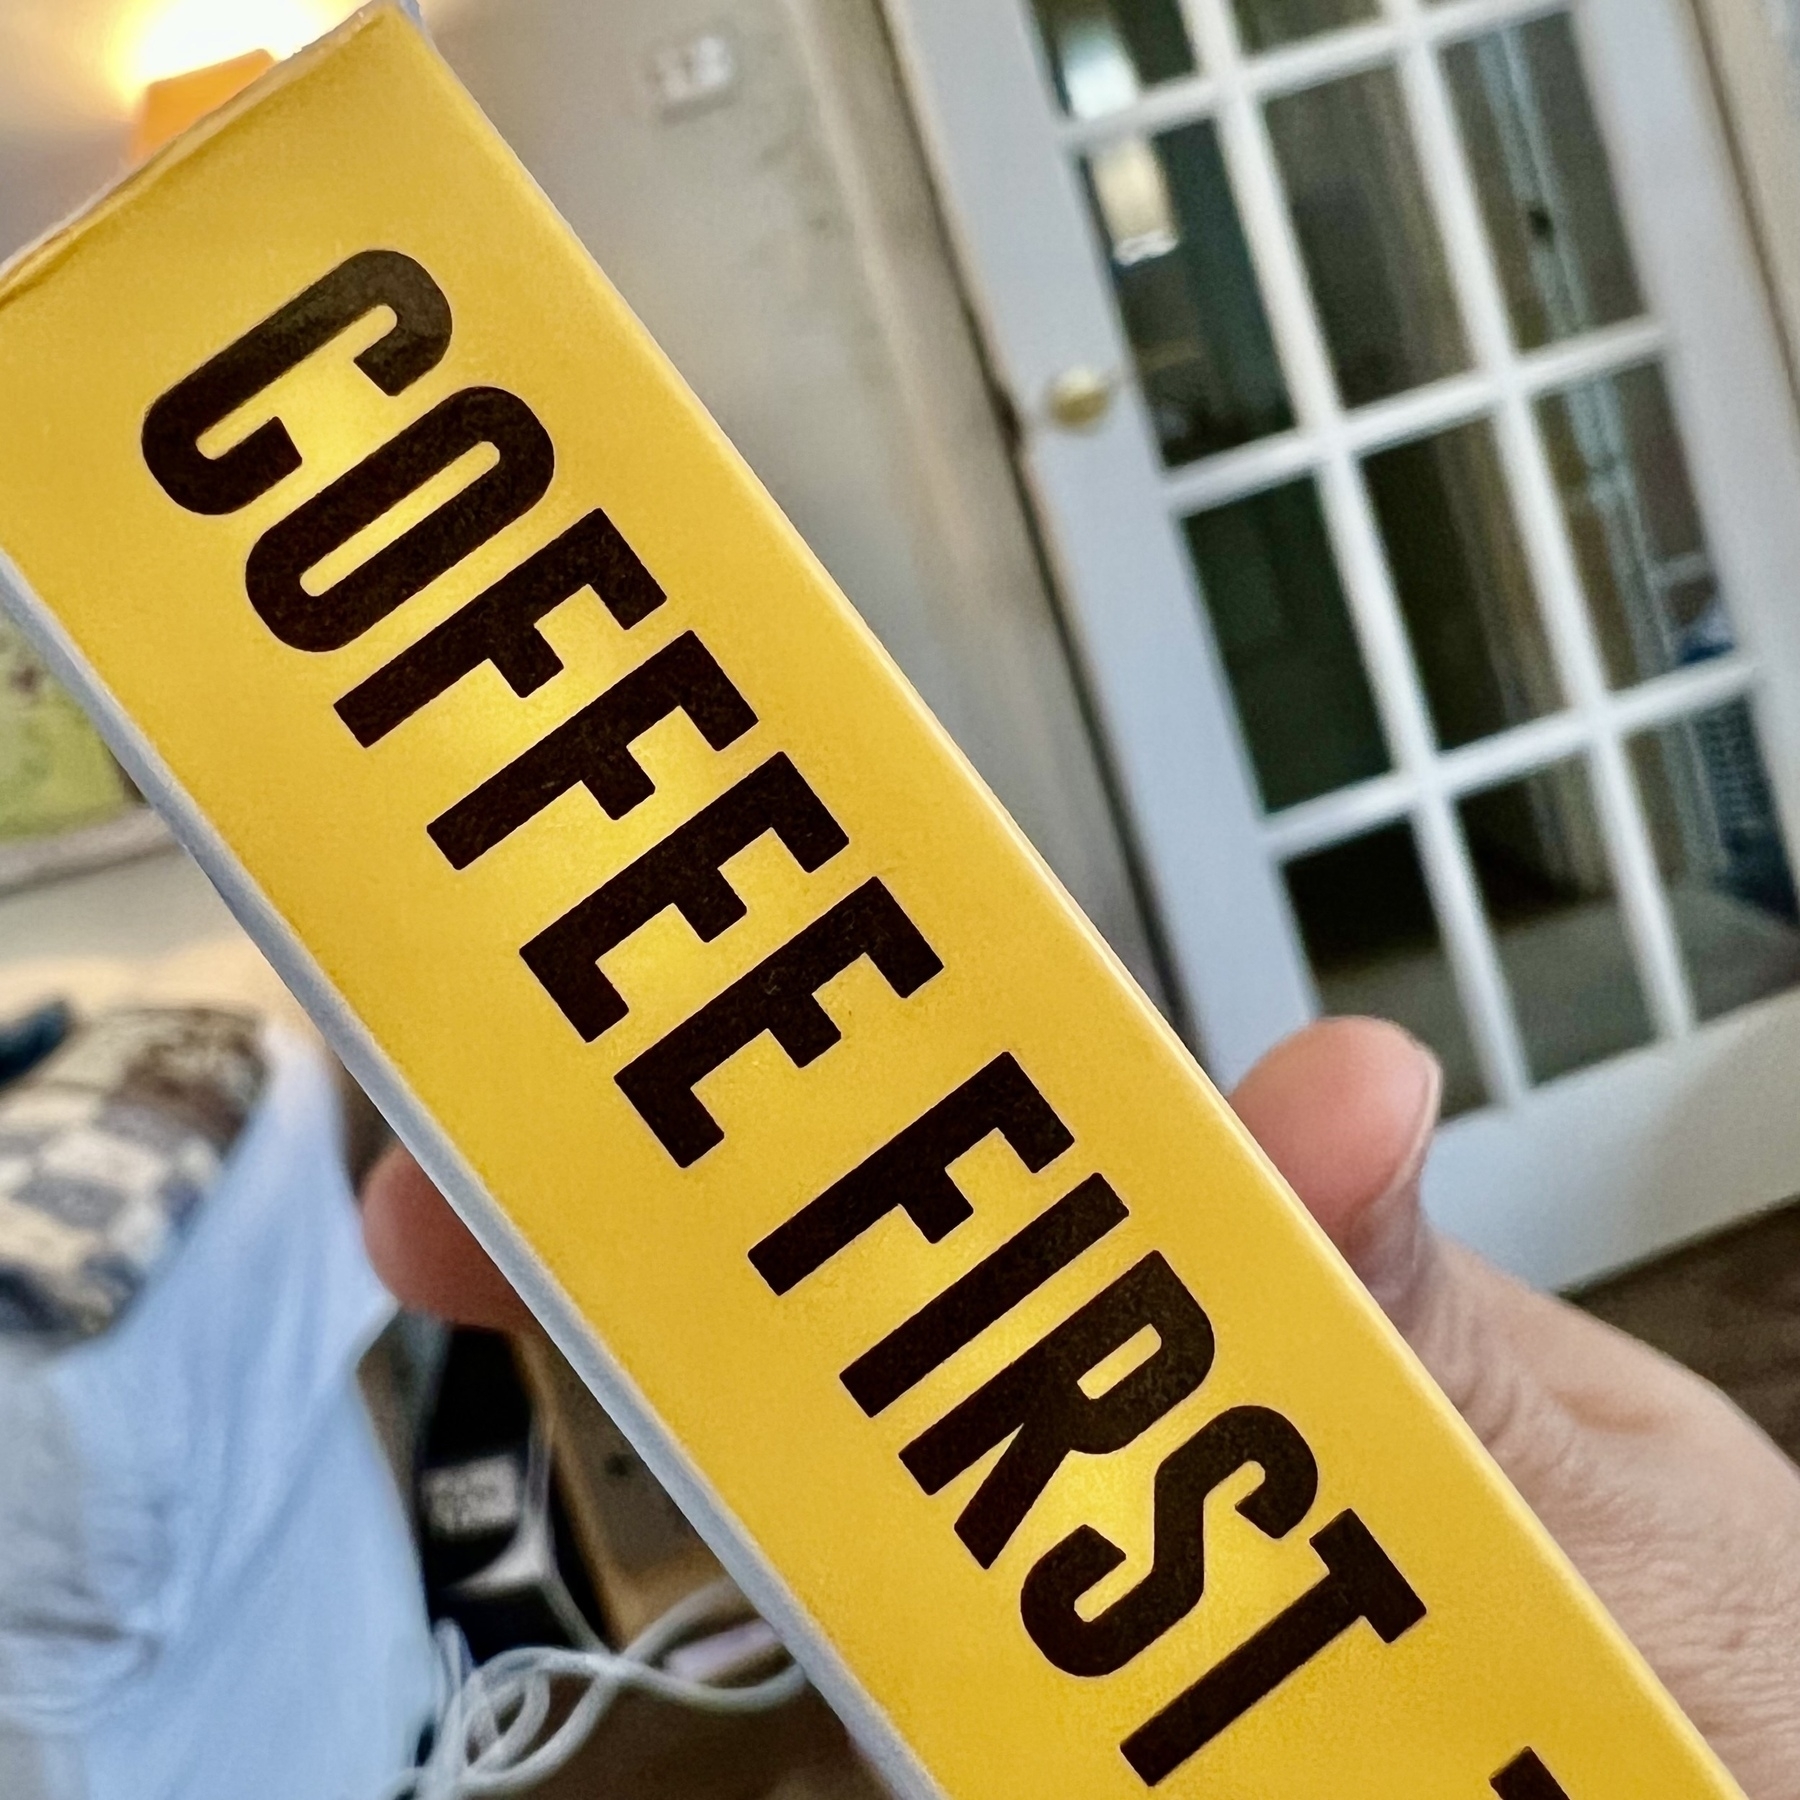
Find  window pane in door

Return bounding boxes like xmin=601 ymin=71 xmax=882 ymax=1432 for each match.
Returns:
xmin=1029 ymin=0 xmax=1196 ymax=121
xmin=1184 ymin=478 xmax=1390 ymax=811
xmin=1460 ymin=761 xmax=1652 ymax=1083
xmin=1538 ymin=363 xmax=1733 ymax=688
xmin=1265 ymin=68 xmax=1469 ymax=406
xmin=1284 ymin=822 xmax=1486 ymax=1114
xmin=1630 ymin=702 xmax=1800 ymax=1021
xmin=1084 ymin=122 xmax=1295 ymax=464
xmin=1233 ymin=0 xmax=1376 ymax=55
xmin=1363 ymin=419 xmax=1561 ymax=750
xmin=1442 ymin=14 xmax=1643 ymax=352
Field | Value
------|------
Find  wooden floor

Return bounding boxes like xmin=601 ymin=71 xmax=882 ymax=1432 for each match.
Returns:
xmin=1576 ymin=1198 xmax=1800 ymax=1462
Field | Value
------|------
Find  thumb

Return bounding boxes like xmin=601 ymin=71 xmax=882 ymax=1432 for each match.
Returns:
xmin=1229 ymin=1016 xmax=1443 ymax=1331
xmin=1227 ymin=1018 xmax=1680 ymax=1455
xmin=1228 ymin=1020 xmax=1539 ymax=1461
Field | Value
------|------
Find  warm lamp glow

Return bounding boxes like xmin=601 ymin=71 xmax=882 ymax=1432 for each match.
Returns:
xmin=110 ymin=0 xmax=358 ymax=104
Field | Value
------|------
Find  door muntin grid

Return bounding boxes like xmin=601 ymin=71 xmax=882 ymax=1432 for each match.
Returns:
xmin=1025 ymin=0 xmax=1800 ymax=1108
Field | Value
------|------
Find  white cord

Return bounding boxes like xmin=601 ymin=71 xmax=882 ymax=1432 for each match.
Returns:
xmin=387 ymin=1580 xmax=808 ymax=1799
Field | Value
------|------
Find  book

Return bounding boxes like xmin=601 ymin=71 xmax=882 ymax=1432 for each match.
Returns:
xmin=0 ymin=8 xmax=1742 ymax=1794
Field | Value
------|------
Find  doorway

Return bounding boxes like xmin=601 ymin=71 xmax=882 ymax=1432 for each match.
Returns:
xmin=884 ymin=0 xmax=1800 ymax=1283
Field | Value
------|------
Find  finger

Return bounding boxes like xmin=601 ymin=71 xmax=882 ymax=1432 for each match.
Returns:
xmin=360 ymin=1142 xmax=535 ymax=1332
xmin=1228 ymin=1018 xmax=1759 ymax=1466
xmin=1230 ymin=1016 xmax=1442 ymax=1325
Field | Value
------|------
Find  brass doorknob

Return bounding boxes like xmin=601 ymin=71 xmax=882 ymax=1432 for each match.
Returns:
xmin=1045 ymin=366 xmax=1118 ymax=432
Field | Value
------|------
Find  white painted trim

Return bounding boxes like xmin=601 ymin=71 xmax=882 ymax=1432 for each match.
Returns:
xmin=0 ymin=551 xmax=945 ymax=1800
xmin=1431 ymin=988 xmax=1800 ymax=1286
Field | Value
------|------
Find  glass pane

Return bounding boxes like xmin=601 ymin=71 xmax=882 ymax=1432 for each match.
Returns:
xmin=1184 ymin=479 xmax=1389 ymax=811
xmin=1363 ymin=420 xmax=1561 ymax=750
xmin=1029 ymin=0 xmax=1197 ymax=120
xmin=1284 ymin=822 xmax=1486 ymax=1114
xmin=1461 ymin=761 xmax=1652 ymax=1083
xmin=1443 ymin=14 xmax=1642 ymax=351
xmin=1539 ymin=363 xmax=1732 ymax=688
xmin=1084 ymin=122 xmax=1295 ymax=464
xmin=1266 ymin=68 xmax=1468 ymax=406
xmin=1233 ymin=0 xmax=1376 ymax=55
xmin=1631 ymin=702 xmax=1800 ymax=1021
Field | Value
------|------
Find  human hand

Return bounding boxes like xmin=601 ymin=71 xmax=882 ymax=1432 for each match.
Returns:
xmin=1232 ymin=1018 xmax=1800 ymax=1799
xmin=360 ymin=1017 xmax=1800 ymax=1795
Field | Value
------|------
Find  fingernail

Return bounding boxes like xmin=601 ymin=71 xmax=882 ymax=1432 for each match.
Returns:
xmin=1385 ymin=1031 xmax=1442 ymax=1195
xmin=1357 ymin=1035 xmax=1443 ymax=1325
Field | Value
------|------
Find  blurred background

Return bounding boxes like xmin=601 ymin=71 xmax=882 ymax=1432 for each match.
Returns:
xmin=6 ymin=0 xmax=1800 ymax=1793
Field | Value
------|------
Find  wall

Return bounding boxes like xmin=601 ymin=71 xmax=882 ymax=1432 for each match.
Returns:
xmin=0 ymin=128 xmax=115 ymax=257
xmin=1692 ymin=0 xmax=1800 ymax=397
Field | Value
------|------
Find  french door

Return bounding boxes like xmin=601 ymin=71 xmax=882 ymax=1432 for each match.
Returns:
xmin=883 ymin=0 xmax=1800 ymax=1285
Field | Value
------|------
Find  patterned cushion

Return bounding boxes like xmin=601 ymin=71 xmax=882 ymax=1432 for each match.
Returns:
xmin=0 ymin=1009 xmax=265 ymax=1337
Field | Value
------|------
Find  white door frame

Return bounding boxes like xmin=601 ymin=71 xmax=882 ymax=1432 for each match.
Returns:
xmin=881 ymin=0 xmax=1800 ymax=1286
